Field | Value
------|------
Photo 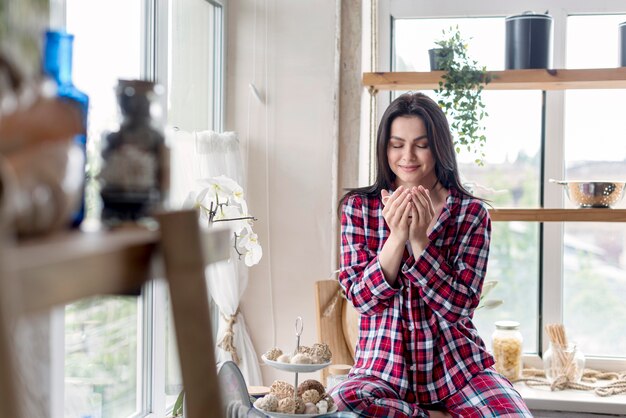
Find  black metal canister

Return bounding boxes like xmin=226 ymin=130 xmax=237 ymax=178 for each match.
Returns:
xmin=505 ymin=12 xmax=553 ymax=69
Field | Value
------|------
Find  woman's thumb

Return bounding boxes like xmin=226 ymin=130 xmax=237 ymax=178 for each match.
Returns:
xmin=381 ymin=189 xmax=390 ymax=206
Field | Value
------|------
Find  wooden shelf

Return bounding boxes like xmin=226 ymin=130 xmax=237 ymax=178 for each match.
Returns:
xmin=363 ymin=67 xmax=626 ymax=91
xmin=6 ymin=222 xmax=230 ymax=315
xmin=489 ymin=208 xmax=626 ymax=222
xmin=7 ymin=225 xmax=158 ymax=314
xmin=0 ymin=210 xmax=231 ymax=417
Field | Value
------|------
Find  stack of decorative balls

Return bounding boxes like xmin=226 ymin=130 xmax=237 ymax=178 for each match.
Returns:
xmin=264 ymin=343 xmax=332 ymax=365
xmin=253 ymin=379 xmax=334 ymax=414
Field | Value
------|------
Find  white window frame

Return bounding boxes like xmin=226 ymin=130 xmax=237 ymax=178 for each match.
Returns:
xmin=49 ymin=0 xmax=225 ymax=416
xmin=376 ymin=0 xmax=626 ymax=374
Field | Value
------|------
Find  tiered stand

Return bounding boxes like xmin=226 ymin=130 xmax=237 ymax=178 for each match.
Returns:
xmin=259 ymin=317 xmax=335 ymax=417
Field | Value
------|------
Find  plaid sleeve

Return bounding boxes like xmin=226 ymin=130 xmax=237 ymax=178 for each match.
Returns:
xmin=403 ymin=202 xmax=491 ymax=323
xmin=338 ymin=195 xmax=399 ymax=316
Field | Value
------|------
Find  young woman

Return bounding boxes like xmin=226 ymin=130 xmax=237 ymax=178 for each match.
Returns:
xmin=329 ymin=93 xmax=531 ymax=417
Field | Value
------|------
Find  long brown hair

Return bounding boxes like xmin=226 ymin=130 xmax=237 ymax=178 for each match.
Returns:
xmin=339 ymin=92 xmax=480 ymax=212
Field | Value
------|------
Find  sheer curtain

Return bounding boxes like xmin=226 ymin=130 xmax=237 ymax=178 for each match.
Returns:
xmin=170 ymin=129 xmax=262 ymax=386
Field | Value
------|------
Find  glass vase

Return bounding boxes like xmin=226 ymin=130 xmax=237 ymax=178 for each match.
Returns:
xmin=543 ymin=342 xmax=585 ymax=383
xmin=43 ymin=30 xmax=89 ymax=227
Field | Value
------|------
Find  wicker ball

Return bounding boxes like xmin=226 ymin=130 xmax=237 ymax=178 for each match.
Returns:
xmin=301 ymin=388 xmax=321 ymax=404
xmin=253 ymin=394 xmax=278 ymax=412
xmin=297 ymin=379 xmax=325 ymax=397
xmin=310 ymin=343 xmax=332 ymax=362
xmin=269 ymin=380 xmax=294 ymax=400
xmin=264 ymin=347 xmax=283 ymax=361
xmin=277 ymin=397 xmax=296 ymax=414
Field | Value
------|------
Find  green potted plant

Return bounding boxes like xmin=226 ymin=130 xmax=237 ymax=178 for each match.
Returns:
xmin=431 ymin=26 xmax=491 ymax=165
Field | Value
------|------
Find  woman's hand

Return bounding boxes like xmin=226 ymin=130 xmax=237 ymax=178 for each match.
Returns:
xmin=408 ymin=185 xmax=436 ymax=254
xmin=379 ymin=186 xmax=413 ymax=285
xmin=381 ymin=186 xmax=412 ymax=246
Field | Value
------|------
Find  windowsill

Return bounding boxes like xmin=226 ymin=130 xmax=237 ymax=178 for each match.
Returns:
xmin=514 ymin=383 xmax=626 ymax=415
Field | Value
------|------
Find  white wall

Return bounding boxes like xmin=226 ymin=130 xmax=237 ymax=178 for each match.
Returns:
xmin=225 ymin=0 xmax=338 ymax=384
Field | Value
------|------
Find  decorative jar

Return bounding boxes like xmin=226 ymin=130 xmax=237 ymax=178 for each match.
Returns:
xmin=543 ymin=342 xmax=585 ymax=383
xmin=492 ymin=320 xmax=523 ymax=381
xmin=99 ymin=79 xmax=168 ymax=224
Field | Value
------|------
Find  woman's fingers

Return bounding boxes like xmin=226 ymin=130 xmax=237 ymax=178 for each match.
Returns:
xmin=413 ymin=186 xmax=429 ymax=209
xmin=383 ymin=187 xmax=412 ymax=228
xmin=381 ymin=186 xmax=405 ymax=208
xmin=422 ymin=187 xmax=437 ymax=218
xmin=401 ymin=193 xmax=412 ymax=223
xmin=414 ymin=186 xmax=436 ymax=219
xmin=412 ymin=191 xmax=427 ymax=224
xmin=381 ymin=189 xmax=391 ymax=206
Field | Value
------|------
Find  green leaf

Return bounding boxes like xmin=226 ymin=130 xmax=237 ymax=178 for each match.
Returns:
xmin=173 ymin=391 xmax=184 ymax=416
xmin=479 ymin=299 xmax=504 ymax=310
xmin=481 ymin=280 xmax=498 ymax=300
xmin=433 ymin=26 xmax=490 ymax=166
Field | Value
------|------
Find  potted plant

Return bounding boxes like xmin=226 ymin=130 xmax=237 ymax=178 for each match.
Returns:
xmin=431 ymin=26 xmax=491 ymax=165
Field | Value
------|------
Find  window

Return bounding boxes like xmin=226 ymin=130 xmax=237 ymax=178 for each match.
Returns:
xmin=65 ymin=1 xmax=143 ymax=416
xmin=380 ymin=0 xmax=626 ymax=369
xmin=56 ymin=0 xmax=225 ymax=416
xmin=392 ymin=15 xmax=542 ymax=355
xmin=563 ymin=14 xmax=626 ymax=358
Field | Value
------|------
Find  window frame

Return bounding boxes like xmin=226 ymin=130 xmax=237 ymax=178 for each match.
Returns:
xmin=50 ymin=0 xmax=226 ymax=416
xmin=376 ymin=0 xmax=626 ymax=373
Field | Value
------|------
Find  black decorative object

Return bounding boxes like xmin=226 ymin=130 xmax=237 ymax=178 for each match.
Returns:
xmin=505 ymin=12 xmax=553 ymax=69
xmin=99 ymin=79 xmax=169 ymax=224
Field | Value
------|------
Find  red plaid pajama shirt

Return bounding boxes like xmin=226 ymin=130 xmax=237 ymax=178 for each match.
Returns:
xmin=338 ymin=187 xmax=495 ymax=405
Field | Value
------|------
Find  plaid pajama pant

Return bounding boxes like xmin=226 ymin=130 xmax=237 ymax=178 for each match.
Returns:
xmin=329 ymin=368 xmax=532 ymax=418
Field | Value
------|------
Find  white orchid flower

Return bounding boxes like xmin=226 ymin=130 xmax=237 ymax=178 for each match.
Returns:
xmin=214 ymin=205 xmax=252 ymax=234
xmin=199 ymin=175 xmax=244 ymax=204
xmin=189 ymin=175 xmax=261 ymax=266
xmin=239 ymin=231 xmax=262 ymax=266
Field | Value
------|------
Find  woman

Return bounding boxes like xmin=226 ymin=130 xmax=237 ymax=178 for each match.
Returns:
xmin=329 ymin=93 xmax=531 ymax=417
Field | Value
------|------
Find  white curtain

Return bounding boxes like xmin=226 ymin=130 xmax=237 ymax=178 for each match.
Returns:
xmin=169 ymin=129 xmax=262 ymax=386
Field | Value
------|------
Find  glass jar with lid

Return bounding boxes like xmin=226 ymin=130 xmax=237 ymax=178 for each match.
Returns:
xmin=543 ymin=342 xmax=585 ymax=383
xmin=326 ymin=364 xmax=351 ymax=392
xmin=491 ymin=320 xmax=523 ymax=381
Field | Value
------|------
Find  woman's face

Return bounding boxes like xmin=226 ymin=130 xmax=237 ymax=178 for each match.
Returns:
xmin=386 ymin=116 xmax=437 ymax=189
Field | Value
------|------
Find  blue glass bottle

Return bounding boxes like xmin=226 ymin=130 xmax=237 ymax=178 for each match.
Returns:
xmin=43 ymin=29 xmax=89 ymax=227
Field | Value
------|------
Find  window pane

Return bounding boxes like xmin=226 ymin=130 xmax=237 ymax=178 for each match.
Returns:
xmin=475 ymin=222 xmax=540 ymax=353
xmin=563 ymin=14 xmax=626 ymax=358
xmin=165 ymin=291 xmax=182 ymax=407
xmin=393 ymin=17 xmax=542 ymax=353
xmin=566 ymin=15 xmax=626 ymax=69
xmin=394 ymin=17 xmax=504 ymax=71
xmin=165 ymin=0 xmax=223 ymax=408
xmin=65 ymin=1 xmax=142 ymax=417
xmin=562 ymin=223 xmax=626 ymax=357
xmin=167 ymin=0 xmax=219 ymax=131
xmin=65 ymin=297 xmax=140 ymax=418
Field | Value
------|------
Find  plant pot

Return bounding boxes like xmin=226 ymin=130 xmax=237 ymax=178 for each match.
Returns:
xmin=428 ymin=48 xmax=449 ymax=71
xmin=505 ymin=12 xmax=553 ymax=69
